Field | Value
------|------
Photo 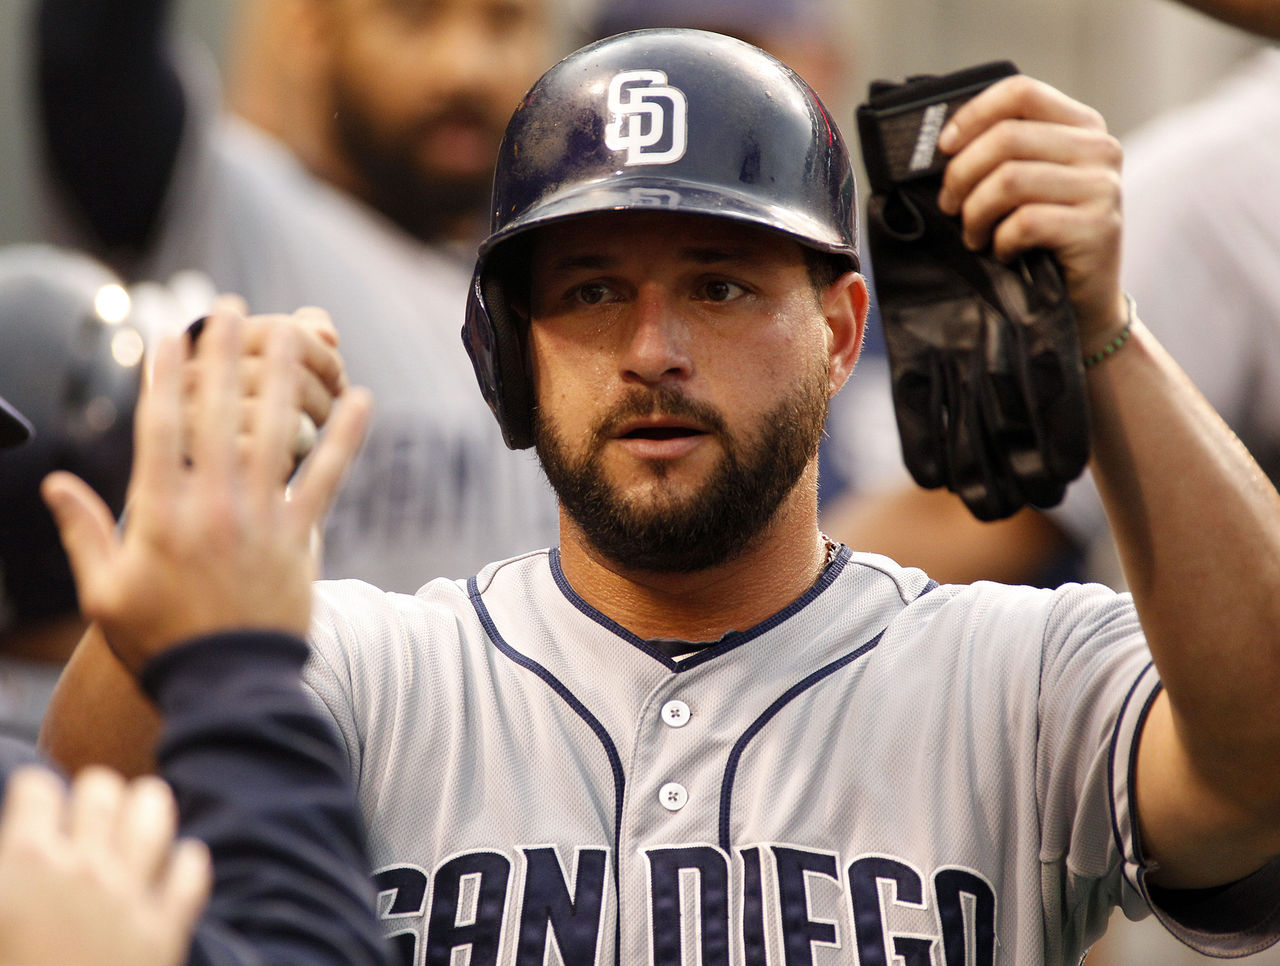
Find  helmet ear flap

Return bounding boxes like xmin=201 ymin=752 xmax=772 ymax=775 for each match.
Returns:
xmin=462 ymin=254 xmax=536 ymax=450
xmin=485 ymin=270 xmax=536 ymax=450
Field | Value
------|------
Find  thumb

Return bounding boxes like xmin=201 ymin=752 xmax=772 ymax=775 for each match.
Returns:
xmin=40 ymin=471 xmax=119 ymax=610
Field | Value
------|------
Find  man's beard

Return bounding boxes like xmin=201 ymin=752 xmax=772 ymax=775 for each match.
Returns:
xmin=534 ymin=371 xmax=830 ymax=574
xmin=331 ymin=82 xmax=497 ymax=245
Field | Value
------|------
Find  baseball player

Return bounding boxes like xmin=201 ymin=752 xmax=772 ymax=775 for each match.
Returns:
xmin=43 ymin=29 xmax=1280 ymax=965
xmin=0 ymin=246 xmax=142 ymax=745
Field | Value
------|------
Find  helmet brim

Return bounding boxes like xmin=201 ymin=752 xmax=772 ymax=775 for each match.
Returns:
xmin=481 ymin=175 xmax=858 ymax=271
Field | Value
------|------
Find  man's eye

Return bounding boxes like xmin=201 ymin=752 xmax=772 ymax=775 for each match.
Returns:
xmin=698 ymin=280 xmax=746 ymax=303
xmin=574 ymin=282 xmax=613 ymax=306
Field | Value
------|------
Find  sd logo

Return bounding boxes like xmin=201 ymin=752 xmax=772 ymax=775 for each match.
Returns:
xmin=604 ymin=70 xmax=688 ymax=165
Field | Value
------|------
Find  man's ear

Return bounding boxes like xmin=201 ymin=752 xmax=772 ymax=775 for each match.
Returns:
xmin=823 ymin=271 xmax=868 ymax=397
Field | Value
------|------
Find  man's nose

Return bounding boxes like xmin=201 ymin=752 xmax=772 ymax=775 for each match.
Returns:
xmin=619 ymin=287 xmax=693 ymax=385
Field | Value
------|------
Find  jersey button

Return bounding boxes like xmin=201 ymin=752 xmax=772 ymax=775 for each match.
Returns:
xmin=661 ymin=699 xmax=691 ymax=728
xmin=659 ymin=782 xmax=688 ymax=811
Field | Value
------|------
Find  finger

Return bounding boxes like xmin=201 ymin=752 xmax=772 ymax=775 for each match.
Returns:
xmin=68 ymin=766 xmax=127 ymax=849
xmin=241 ymin=314 xmax=346 ymax=399
xmin=246 ymin=324 xmax=307 ymax=500
xmin=40 ymin=471 xmax=119 ymax=614
xmin=185 ymin=363 xmax=337 ymax=433
xmin=988 ymin=199 xmax=1120 ymax=265
xmin=188 ymin=311 xmax=244 ymax=484
xmin=287 ymin=386 xmax=373 ymax=529
xmin=114 ymin=776 xmax=179 ymax=883
xmin=133 ymin=336 xmax=188 ymax=505
xmin=293 ymin=305 xmax=341 ymax=350
xmin=210 ymin=292 xmax=249 ymax=318
xmin=158 ymin=838 xmax=213 ymax=933
xmin=0 ymin=766 xmax=67 ymax=849
xmin=939 ymin=120 xmax=1120 ymax=217
xmin=179 ymin=397 xmax=316 ymax=479
xmin=938 ymin=74 xmax=1106 ymax=157
xmin=955 ymin=159 xmax=1118 ymax=251
xmin=237 ymin=356 xmax=337 ymax=429
xmin=990 ymin=202 xmax=1125 ymax=329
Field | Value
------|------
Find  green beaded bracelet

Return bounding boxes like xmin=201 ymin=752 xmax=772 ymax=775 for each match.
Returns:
xmin=1083 ymin=295 xmax=1135 ymax=369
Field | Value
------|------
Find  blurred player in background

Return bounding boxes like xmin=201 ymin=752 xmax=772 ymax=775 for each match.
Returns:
xmin=0 ymin=245 xmax=142 ymax=745
xmin=35 ymin=0 xmax=566 ymax=591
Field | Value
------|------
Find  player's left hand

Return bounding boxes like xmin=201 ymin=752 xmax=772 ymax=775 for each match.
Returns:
xmin=181 ymin=298 xmax=347 ymax=473
xmin=936 ymin=74 xmax=1128 ymax=348
xmin=40 ymin=309 xmax=373 ymax=673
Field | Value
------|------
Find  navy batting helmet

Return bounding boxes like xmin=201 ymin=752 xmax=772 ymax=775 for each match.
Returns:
xmin=0 ymin=245 xmax=144 ymax=630
xmin=462 ymin=28 xmax=859 ymax=449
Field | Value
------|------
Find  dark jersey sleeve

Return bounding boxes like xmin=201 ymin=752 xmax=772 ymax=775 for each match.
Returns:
xmin=140 ymin=632 xmax=392 ymax=966
xmin=36 ymin=0 xmax=187 ymax=257
xmin=1145 ymin=864 xmax=1280 ymax=959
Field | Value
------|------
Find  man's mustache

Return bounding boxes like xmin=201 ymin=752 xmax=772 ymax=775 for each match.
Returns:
xmin=591 ymin=388 xmax=728 ymax=445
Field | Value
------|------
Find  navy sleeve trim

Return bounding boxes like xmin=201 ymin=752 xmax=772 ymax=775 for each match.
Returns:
xmin=1145 ymin=859 xmax=1280 ymax=958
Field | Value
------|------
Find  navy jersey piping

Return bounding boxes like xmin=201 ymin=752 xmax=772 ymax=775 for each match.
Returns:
xmin=717 ymin=628 xmax=887 ymax=851
xmin=1106 ymin=660 xmax=1161 ymax=891
xmin=466 ymin=575 xmax=626 ymax=893
xmin=548 ymin=545 xmax=855 ymax=671
xmin=715 ymin=578 xmax=937 ymax=851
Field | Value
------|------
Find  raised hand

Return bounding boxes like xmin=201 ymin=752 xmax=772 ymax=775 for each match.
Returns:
xmin=936 ymin=74 xmax=1128 ymax=347
xmin=41 ymin=307 xmax=372 ymax=672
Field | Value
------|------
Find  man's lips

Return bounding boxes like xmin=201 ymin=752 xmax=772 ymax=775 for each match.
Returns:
xmin=613 ymin=418 xmax=709 ymax=441
xmin=609 ymin=418 xmax=710 ymax=459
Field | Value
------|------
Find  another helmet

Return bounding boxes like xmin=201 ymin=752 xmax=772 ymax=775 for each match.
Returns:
xmin=463 ymin=28 xmax=859 ymax=449
xmin=0 ymin=245 xmax=145 ymax=630
xmin=0 ymin=396 xmax=32 ymax=449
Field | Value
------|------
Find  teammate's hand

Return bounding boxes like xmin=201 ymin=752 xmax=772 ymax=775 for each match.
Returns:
xmin=0 ymin=766 xmax=211 ymax=966
xmin=40 ymin=311 xmax=373 ymax=673
xmin=181 ymin=300 xmax=347 ymax=472
xmin=935 ymin=74 xmax=1128 ymax=346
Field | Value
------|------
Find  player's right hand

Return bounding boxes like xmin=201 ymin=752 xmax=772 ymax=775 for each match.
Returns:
xmin=40 ymin=308 xmax=373 ymax=673
xmin=935 ymin=74 xmax=1128 ymax=351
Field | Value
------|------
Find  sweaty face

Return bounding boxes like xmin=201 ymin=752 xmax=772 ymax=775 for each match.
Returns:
xmin=526 ymin=212 xmax=835 ymax=574
xmin=326 ymin=0 xmax=550 ymax=242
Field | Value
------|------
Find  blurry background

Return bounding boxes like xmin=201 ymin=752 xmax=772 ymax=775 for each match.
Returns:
xmin=1 ymin=3 xmax=1274 ymax=964
xmin=0 ymin=0 xmax=1266 ymax=245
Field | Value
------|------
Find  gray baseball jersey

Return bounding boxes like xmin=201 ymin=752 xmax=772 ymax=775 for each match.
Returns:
xmin=303 ymin=547 xmax=1277 ymax=965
